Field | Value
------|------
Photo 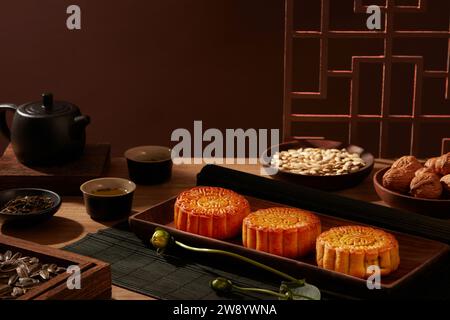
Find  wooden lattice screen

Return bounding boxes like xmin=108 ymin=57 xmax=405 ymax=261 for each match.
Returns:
xmin=284 ymin=0 xmax=450 ymax=158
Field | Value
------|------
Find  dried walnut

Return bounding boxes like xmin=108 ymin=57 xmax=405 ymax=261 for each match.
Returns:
xmin=391 ymin=156 xmax=423 ymax=172
xmin=424 ymin=157 xmax=439 ymax=174
xmin=382 ymin=168 xmax=415 ymax=193
xmin=436 ymin=153 xmax=450 ymax=176
xmin=410 ymin=172 xmax=443 ymax=199
xmin=441 ymin=175 xmax=450 ymax=193
xmin=415 ymin=167 xmax=435 ymax=177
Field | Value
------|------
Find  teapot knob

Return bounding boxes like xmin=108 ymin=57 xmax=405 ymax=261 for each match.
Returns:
xmin=42 ymin=93 xmax=53 ymax=111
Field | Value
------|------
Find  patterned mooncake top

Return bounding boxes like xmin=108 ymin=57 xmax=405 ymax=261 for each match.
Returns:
xmin=244 ymin=207 xmax=320 ymax=230
xmin=175 ymin=186 xmax=249 ymax=217
xmin=317 ymin=225 xmax=398 ymax=251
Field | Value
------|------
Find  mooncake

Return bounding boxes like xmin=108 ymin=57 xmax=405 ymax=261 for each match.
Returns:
xmin=316 ymin=226 xmax=400 ymax=278
xmin=242 ymin=207 xmax=321 ymax=258
xmin=174 ymin=186 xmax=250 ymax=239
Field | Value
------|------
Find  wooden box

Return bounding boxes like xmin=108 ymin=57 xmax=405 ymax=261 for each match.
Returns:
xmin=0 ymin=235 xmax=111 ymax=300
xmin=0 ymin=144 xmax=110 ymax=195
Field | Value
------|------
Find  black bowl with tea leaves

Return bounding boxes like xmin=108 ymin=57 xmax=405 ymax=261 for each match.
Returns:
xmin=0 ymin=189 xmax=61 ymax=226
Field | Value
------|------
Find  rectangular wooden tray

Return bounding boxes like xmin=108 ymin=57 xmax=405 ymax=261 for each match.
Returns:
xmin=129 ymin=194 xmax=449 ymax=299
xmin=0 ymin=144 xmax=111 ymax=195
xmin=0 ymin=235 xmax=111 ymax=300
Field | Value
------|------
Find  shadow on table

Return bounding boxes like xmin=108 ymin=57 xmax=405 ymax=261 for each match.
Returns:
xmin=88 ymin=210 xmax=140 ymax=229
xmin=1 ymin=216 xmax=85 ymax=245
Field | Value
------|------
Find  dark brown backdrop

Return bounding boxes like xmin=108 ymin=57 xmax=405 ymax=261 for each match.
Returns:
xmin=0 ymin=0 xmax=284 ymax=156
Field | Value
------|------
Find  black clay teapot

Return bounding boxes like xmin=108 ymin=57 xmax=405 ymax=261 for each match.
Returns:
xmin=0 ymin=93 xmax=90 ymax=165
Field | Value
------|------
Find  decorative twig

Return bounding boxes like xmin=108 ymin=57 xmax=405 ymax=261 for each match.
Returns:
xmin=150 ymin=228 xmax=309 ymax=286
xmin=210 ymin=277 xmax=289 ymax=299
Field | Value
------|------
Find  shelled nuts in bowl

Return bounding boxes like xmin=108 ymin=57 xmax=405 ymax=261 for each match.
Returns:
xmin=263 ymin=139 xmax=374 ymax=191
xmin=373 ymin=153 xmax=450 ymax=219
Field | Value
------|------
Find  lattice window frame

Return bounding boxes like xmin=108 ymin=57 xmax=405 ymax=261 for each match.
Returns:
xmin=283 ymin=0 xmax=450 ymax=158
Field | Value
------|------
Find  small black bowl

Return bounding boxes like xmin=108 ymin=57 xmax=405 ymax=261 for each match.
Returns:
xmin=0 ymin=188 xmax=61 ymax=227
xmin=125 ymin=146 xmax=173 ymax=185
xmin=80 ymin=177 xmax=136 ymax=221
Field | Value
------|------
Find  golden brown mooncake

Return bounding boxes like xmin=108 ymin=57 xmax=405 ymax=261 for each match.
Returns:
xmin=242 ymin=207 xmax=321 ymax=258
xmin=174 ymin=186 xmax=250 ymax=239
xmin=316 ymin=226 xmax=400 ymax=278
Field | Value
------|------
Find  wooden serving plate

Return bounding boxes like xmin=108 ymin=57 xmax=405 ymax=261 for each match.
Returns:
xmin=0 ymin=144 xmax=111 ymax=195
xmin=129 ymin=194 xmax=449 ymax=299
xmin=0 ymin=235 xmax=111 ymax=300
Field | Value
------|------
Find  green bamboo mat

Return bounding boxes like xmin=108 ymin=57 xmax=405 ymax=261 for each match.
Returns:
xmin=64 ymin=223 xmax=284 ymax=300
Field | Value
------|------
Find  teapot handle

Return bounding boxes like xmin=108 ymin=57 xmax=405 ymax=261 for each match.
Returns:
xmin=71 ymin=115 xmax=90 ymax=139
xmin=74 ymin=115 xmax=91 ymax=128
xmin=0 ymin=104 xmax=17 ymax=141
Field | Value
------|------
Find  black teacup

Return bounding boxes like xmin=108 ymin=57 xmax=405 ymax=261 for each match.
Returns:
xmin=80 ymin=178 xmax=136 ymax=221
xmin=124 ymin=146 xmax=173 ymax=185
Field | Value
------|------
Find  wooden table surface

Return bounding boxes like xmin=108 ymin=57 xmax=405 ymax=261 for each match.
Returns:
xmin=0 ymin=158 xmax=391 ymax=300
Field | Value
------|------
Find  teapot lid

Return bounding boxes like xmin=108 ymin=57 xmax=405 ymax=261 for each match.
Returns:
xmin=18 ymin=93 xmax=78 ymax=117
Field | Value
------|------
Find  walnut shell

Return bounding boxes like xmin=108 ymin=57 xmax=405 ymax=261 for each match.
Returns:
xmin=415 ymin=167 xmax=435 ymax=177
xmin=424 ymin=157 xmax=439 ymax=173
xmin=410 ymin=172 xmax=443 ymax=199
xmin=436 ymin=153 xmax=450 ymax=176
xmin=441 ymin=175 xmax=450 ymax=193
xmin=392 ymin=156 xmax=423 ymax=173
xmin=383 ymin=168 xmax=415 ymax=193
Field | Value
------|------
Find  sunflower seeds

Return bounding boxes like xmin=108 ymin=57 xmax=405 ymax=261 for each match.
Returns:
xmin=38 ymin=270 xmax=50 ymax=280
xmin=0 ymin=284 xmax=12 ymax=296
xmin=16 ymin=265 xmax=28 ymax=278
xmin=26 ymin=263 xmax=40 ymax=275
xmin=47 ymin=264 xmax=58 ymax=274
xmin=56 ymin=267 xmax=66 ymax=273
xmin=17 ymin=277 xmax=39 ymax=288
xmin=12 ymin=287 xmax=26 ymax=297
xmin=10 ymin=252 xmax=22 ymax=262
xmin=17 ymin=256 xmax=31 ymax=263
xmin=0 ymin=262 xmax=16 ymax=273
xmin=7 ymin=274 xmax=18 ymax=286
xmin=0 ymin=250 xmax=69 ymax=300
xmin=4 ymin=251 xmax=12 ymax=261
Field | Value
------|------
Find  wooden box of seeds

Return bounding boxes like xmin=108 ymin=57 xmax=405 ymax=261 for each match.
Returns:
xmin=0 ymin=235 xmax=111 ymax=300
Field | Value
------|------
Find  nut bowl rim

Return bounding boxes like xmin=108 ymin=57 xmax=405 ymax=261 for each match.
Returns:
xmin=263 ymin=139 xmax=375 ymax=177
xmin=261 ymin=139 xmax=375 ymax=191
xmin=373 ymin=167 xmax=450 ymax=203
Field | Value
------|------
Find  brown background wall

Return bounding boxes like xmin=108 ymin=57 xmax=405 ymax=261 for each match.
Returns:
xmin=0 ymin=0 xmax=284 ymax=156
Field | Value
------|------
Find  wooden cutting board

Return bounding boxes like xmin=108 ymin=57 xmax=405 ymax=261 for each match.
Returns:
xmin=0 ymin=144 xmax=111 ymax=195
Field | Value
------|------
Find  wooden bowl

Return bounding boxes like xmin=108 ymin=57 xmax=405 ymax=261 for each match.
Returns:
xmin=373 ymin=167 xmax=450 ymax=219
xmin=263 ymin=139 xmax=374 ymax=191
